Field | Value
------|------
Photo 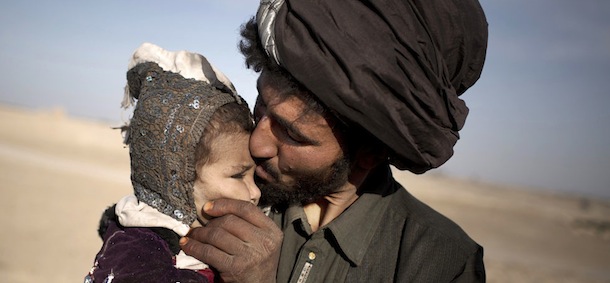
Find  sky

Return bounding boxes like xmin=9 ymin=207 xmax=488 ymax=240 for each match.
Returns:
xmin=1 ymin=0 xmax=609 ymax=199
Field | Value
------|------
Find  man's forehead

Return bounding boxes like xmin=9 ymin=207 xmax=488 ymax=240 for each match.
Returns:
xmin=265 ymin=93 xmax=326 ymax=127
xmin=256 ymin=72 xmax=336 ymax=130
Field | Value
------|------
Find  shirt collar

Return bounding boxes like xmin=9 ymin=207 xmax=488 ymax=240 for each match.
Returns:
xmin=282 ymin=205 xmax=309 ymax=234
xmin=281 ymin=164 xmax=397 ymax=266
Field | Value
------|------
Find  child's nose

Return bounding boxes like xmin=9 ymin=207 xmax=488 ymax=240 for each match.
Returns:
xmin=248 ymin=180 xmax=261 ymax=205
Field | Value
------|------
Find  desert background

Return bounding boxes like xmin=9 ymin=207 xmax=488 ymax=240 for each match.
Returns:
xmin=0 ymin=104 xmax=608 ymax=283
xmin=1 ymin=0 xmax=609 ymax=282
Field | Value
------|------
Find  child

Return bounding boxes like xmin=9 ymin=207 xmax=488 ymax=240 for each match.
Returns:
xmin=85 ymin=43 xmax=260 ymax=283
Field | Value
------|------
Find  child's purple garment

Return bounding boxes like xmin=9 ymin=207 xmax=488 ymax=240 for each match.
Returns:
xmin=85 ymin=208 xmax=215 ymax=283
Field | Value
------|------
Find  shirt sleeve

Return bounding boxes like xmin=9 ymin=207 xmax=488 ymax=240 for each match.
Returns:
xmin=451 ymin=246 xmax=486 ymax=283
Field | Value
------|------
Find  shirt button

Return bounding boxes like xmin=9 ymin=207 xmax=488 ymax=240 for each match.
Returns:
xmin=308 ymin=252 xmax=316 ymax=260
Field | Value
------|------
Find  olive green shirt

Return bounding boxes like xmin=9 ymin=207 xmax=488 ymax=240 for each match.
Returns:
xmin=268 ymin=165 xmax=485 ymax=282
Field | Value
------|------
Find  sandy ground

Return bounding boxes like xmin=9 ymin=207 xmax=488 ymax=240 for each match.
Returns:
xmin=0 ymin=105 xmax=609 ymax=283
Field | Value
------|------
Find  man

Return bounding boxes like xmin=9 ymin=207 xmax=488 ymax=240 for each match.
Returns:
xmin=180 ymin=0 xmax=488 ymax=282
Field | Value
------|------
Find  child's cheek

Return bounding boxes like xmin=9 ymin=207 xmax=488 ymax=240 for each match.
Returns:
xmin=222 ymin=185 xmax=252 ymax=202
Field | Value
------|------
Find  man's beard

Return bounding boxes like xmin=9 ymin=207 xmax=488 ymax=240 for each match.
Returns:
xmin=257 ymin=156 xmax=351 ymax=208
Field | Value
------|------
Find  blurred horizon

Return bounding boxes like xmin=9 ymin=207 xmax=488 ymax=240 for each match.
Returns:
xmin=1 ymin=0 xmax=609 ymax=199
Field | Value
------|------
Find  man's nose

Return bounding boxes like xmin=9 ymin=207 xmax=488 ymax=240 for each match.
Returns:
xmin=249 ymin=114 xmax=278 ymax=160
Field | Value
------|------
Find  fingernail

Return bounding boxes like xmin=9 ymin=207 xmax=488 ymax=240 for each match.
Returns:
xmin=179 ymin=237 xmax=188 ymax=246
xmin=204 ymin=201 xmax=214 ymax=212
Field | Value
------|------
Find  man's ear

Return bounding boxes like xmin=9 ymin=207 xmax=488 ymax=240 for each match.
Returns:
xmin=347 ymin=145 xmax=389 ymax=188
xmin=354 ymin=146 xmax=389 ymax=170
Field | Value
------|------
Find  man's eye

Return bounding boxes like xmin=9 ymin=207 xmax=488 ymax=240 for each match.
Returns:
xmin=286 ymin=130 xmax=305 ymax=143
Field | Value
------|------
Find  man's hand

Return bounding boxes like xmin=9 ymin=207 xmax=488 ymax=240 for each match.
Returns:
xmin=180 ymin=199 xmax=283 ymax=283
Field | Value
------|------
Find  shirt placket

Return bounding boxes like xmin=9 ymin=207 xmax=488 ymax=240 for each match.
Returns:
xmin=291 ymin=231 xmax=326 ymax=283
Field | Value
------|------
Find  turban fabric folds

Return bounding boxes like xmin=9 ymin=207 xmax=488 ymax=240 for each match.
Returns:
xmin=257 ymin=0 xmax=488 ymax=173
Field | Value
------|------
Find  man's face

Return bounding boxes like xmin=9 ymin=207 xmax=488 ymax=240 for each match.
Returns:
xmin=250 ymin=73 xmax=351 ymax=207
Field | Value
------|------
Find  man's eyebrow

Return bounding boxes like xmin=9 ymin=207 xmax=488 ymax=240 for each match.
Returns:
xmin=256 ymin=78 xmax=319 ymax=145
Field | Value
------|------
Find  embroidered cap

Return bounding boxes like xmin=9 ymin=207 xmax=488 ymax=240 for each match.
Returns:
xmin=122 ymin=43 xmax=244 ymax=225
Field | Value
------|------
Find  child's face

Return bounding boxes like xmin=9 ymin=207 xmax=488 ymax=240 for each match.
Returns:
xmin=192 ymin=131 xmax=260 ymax=227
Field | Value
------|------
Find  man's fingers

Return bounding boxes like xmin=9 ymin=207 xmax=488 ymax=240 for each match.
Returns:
xmin=180 ymin=236 xmax=236 ymax=272
xmin=181 ymin=228 xmax=258 ymax=281
xmin=184 ymin=226 xmax=245 ymax=255
xmin=185 ymin=200 xmax=283 ymax=283
xmin=180 ymin=234 xmax=239 ymax=272
xmin=204 ymin=205 xmax=283 ymax=251
xmin=204 ymin=199 xmax=275 ymax=229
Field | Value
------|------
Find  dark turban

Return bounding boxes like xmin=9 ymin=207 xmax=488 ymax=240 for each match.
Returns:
xmin=257 ymin=0 xmax=488 ymax=173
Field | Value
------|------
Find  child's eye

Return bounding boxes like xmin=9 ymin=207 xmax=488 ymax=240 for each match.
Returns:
xmin=231 ymin=172 xmax=246 ymax=179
